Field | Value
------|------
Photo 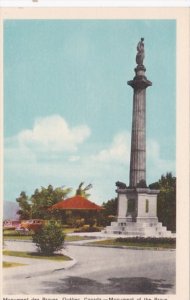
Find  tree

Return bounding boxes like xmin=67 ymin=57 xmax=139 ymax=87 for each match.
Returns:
xmin=97 ymin=198 xmax=117 ymax=226
xmin=76 ymin=182 xmax=92 ymax=198
xmin=16 ymin=191 xmax=31 ymax=220
xmin=30 ymin=185 xmax=71 ymax=219
xmin=16 ymin=185 xmax=72 ymax=221
xmin=149 ymin=172 xmax=176 ymax=232
xmin=32 ymin=221 xmax=65 ymax=255
xmin=102 ymin=198 xmax=117 ymax=216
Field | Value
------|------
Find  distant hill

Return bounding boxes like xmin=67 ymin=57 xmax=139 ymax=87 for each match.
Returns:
xmin=3 ymin=201 xmax=19 ymax=220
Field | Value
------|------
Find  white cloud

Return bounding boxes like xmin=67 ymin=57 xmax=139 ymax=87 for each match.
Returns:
xmin=4 ymin=125 xmax=175 ymax=204
xmin=91 ymin=132 xmax=131 ymax=165
xmin=147 ymin=139 xmax=175 ymax=179
xmin=10 ymin=115 xmax=91 ymax=153
xmin=69 ymin=155 xmax=80 ymax=162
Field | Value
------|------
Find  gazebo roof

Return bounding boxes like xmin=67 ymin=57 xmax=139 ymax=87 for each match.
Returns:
xmin=50 ymin=195 xmax=102 ymax=211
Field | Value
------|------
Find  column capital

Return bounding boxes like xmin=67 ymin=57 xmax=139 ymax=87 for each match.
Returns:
xmin=127 ymin=64 xmax=152 ymax=90
xmin=128 ymin=76 xmax=152 ymax=90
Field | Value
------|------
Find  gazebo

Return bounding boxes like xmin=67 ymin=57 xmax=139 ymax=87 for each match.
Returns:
xmin=50 ymin=195 xmax=103 ymax=227
xmin=50 ymin=195 xmax=102 ymax=211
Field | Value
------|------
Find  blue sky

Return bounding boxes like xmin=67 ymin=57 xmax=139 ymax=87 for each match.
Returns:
xmin=4 ymin=20 xmax=176 ymax=204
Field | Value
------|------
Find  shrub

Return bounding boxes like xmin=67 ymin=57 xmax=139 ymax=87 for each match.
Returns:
xmin=74 ymin=226 xmax=101 ymax=233
xmin=32 ymin=221 xmax=65 ymax=255
xmin=116 ymin=237 xmax=176 ymax=246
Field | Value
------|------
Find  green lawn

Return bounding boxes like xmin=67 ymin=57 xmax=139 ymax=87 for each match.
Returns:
xmin=63 ymin=227 xmax=77 ymax=234
xmin=3 ymin=229 xmax=33 ymax=240
xmin=3 ymin=250 xmax=72 ymax=261
xmin=3 ymin=261 xmax=27 ymax=268
xmin=3 ymin=227 xmax=77 ymax=235
xmin=3 ymin=235 xmax=32 ymax=241
xmin=88 ymin=238 xmax=176 ymax=249
xmin=3 ymin=229 xmax=33 ymax=235
xmin=4 ymin=234 xmax=91 ymax=242
xmin=65 ymin=235 xmax=94 ymax=242
xmin=3 ymin=228 xmax=92 ymax=242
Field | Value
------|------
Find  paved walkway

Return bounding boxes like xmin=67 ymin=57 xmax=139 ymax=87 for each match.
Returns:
xmin=3 ymin=241 xmax=76 ymax=280
xmin=3 ymin=240 xmax=176 ymax=295
xmin=3 ymin=255 xmax=76 ymax=279
xmin=2 ymin=237 xmax=107 ymax=281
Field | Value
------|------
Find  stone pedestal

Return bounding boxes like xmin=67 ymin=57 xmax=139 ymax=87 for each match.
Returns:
xmin=104 ymin=187 xmax=174 ymax=237
xmin=117 ymin=187 xmax=159 ymax=224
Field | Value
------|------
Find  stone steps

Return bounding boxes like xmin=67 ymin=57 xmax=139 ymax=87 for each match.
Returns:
xmin=104 ymin=221 xmax=174 ymax=237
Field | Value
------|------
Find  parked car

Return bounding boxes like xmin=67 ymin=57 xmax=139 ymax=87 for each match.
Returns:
xmin=19 ymin=219 xmax=44 ymax=232
xmin=15 ymin=225 xmax=29 ymax=235
xmin=3 ymin=220 xmax=20 ymax=230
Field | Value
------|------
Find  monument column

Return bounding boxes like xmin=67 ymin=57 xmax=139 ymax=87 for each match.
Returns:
xmin=105 ymin=38 xmax=172 ymax=236
xmin=127 ymin=38 xmax=152 ymax=187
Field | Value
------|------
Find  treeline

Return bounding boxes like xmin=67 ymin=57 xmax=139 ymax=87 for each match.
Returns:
xmin=149 ymin=172 xmax=176 ymax=232
xmin=16 ymin=173 xmax=176 ymax=231
xmin=16 ymin=182 xmax=113 ymax=227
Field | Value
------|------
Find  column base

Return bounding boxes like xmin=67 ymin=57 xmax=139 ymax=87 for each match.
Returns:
xmin=136 ymin=216 xmax=158 ymax=224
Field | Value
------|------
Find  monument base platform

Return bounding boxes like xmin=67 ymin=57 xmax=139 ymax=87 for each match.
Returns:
xmin=103 ymin=219 xmax=175 ymax=237
xmin=108 ymin=186 xmax=175 ymax=237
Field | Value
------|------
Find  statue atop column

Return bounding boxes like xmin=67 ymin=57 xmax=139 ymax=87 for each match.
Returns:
xmin=136 ymin=37 xmax=145 ymax=66
xmin=105 ymin=39 xmax=173 ymax=238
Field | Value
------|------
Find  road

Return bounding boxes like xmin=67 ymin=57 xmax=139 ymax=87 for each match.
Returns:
xmin=3 ymin=241 xmax=176 ymax=295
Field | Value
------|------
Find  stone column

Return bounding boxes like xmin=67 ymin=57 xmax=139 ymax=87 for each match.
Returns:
xmin=128 ymin=65 xmax=152 ymax=187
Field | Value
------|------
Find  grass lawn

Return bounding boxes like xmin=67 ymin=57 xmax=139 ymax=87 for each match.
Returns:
xmin=3 ymin=228 xmax=92 ymax=242
xmin=3 ymin=234 xmax=89 ymax=242
xmin=3 ymin=250 xmax=72 ymax=261
xmin=3 ymin=228 xmax=77 ymax=235
xmin=63 ymin=227 xmax=77 ymax=234
xmin=4 ymin=234 xmax=91 ymax=242
xmin=65 ymin=235 xmax=94 ymax=242
xmin=3 ymin=261 xmax=27 ymax=268
xmin=3 ymin=229 xmax=33 ymax=240
xmin=88 ymin=238 xmax=176 ymax=249
xmin=3 ymin=235 xmax=32 ymax=241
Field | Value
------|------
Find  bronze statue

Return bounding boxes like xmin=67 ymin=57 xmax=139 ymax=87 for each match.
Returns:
xmin=136 ymin=38 xmax=145 ymax=66
xmin=115 ymin=181 xmax=127 ymax=189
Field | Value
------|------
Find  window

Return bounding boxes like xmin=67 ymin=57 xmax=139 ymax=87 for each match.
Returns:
xmin=145 ymin=199 xmax=149 ymax=213
xmin=128 ymin=199 xmax=135 ymax=213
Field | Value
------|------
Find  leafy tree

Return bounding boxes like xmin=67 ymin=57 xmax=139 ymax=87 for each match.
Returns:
xmin=16 ymin=191 xmax=31 ymax=220
xmin=102 ymin=198 xmax=117 ymax=216
xmin=30 ymin=185 xmax=72 ymax=219
xmin=16 ymin=185 xmax=72 ymax=221
xmin=33 ymin=221 xmax=65 ymax=255
xmin=136 ymin=179 xmax=147 ymax=188
xmin=149 ymin=172 xmax=176 ymax=232
xmin=76 ymin=182 xmax=92 ymax=198
xmin=97 ymin=198 xmax=117 ymax=226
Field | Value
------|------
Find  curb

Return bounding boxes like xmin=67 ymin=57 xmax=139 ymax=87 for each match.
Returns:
xmin=3 ymin=239 xmax=32 ymax=243
xmin=65 ymin=241 xmax=175 ymax=251
xmin=53 ymin=258 xmax=77 ymax=272
xmin=3 ymin=257 xmax=77 ymax=280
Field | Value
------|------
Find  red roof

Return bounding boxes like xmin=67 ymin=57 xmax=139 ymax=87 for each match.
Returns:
xmin=50 ymin=195 xmax=102 ymax=211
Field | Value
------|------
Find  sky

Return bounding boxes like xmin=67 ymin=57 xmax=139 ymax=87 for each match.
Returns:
xmin=4 ymin=20 xmax=176 ymax=205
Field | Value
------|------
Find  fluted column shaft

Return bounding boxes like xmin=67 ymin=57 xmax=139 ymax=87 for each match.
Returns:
xmin=128 ymin=65 xmax=152 ymax=187
xmin=130 ymin=88 xmax=146 ymax=186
